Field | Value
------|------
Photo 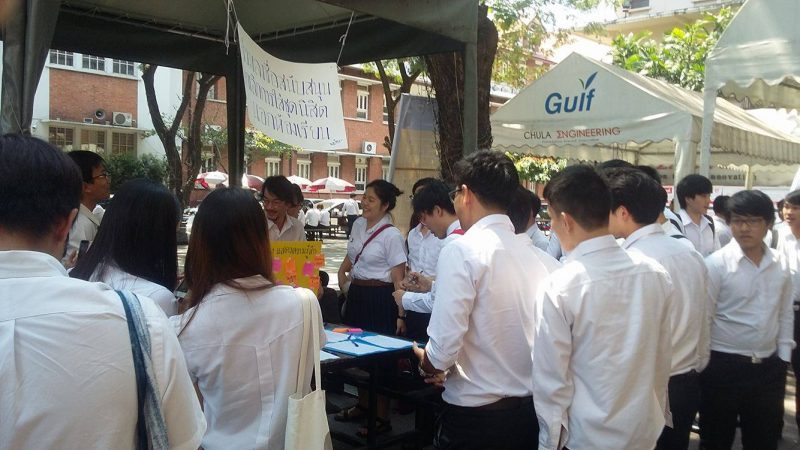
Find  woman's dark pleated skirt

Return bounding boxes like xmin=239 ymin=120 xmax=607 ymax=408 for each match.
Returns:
xmin=344 ymin=283 xmax=396 ymax=335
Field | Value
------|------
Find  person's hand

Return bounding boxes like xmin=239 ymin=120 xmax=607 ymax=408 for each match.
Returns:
xmin=393 ymin=289 xmax=406 ymax=307
xmin=403 ymin=272 xmax=433 ymax=293
xmin=396 ymin=318 xmax=407 ymax=336
xmin=423 ymin=371 xmax=446 ymax=388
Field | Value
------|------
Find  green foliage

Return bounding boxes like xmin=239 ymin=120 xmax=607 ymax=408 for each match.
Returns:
xmin=506 ymin=152 xmax=566 ymax=184
xmin=106 ymin=153 xmax=168 ymax=192
xmin=611 ymin=7 xmax=733 ymax=91
xmin=245 ymin=129 xmax=297 ymax=157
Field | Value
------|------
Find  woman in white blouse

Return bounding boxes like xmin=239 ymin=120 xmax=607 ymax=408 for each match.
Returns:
xmin=336 ymin=179 xmax=407 ymax=435
xmin=172 ymin=187 xmax=323 ymax=450
xmin=71 ymin=178 xmax=180 ymax=316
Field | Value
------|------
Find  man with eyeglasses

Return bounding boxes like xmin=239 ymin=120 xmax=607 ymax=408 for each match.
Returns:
xmin=260 ymin=176 xmax=306 ymax=242
xmin=64 ymin=150 xmax=110 ymax=265
xmin=700 ymin=190 xmax=793 ymax=450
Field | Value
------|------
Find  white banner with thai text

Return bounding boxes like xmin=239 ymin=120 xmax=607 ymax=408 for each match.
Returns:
xmin=238 ymin=24 xmax=347 ymax=150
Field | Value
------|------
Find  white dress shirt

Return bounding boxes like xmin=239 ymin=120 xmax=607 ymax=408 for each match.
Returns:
xmin=268 ymin=214 xmax=307 ymax=242
xmin=0 ymin=250 xmax=205 ymax=450
xmin=343 ymin=198 xmax=360 ymax=216
xmin=403 ymin=220 xmax=463 ymax=313
xmin=713 ymin=217 xmax=732 ymax=247
xmin=347 ymin=215 xmax=407 ymax=282
xmin=171 ymin=280 xmax=325 ymax=450
xmin=319 ymin=209 xmax=331 ymax=227
xmin=526 ymin=224 xmax=550 ymax=251
xmin=305 ymin=208 xmax=320 ymax=227
xmin=65 ymin=203 xmax=102 ymax=261
xmin=680 ymin=209 xmax=721 ymax=257
xmin=706 ymin=242 xmax=794 ymax=361
xmin=778 ymin=228 xmax=800 ymax=303
xmin=533 ymin=235 xmax=673 ymax=450
xmin=406 ymin=223 xmax=443 ymax=276
xmin=661 ymin=218 xmax=695 ymax=249
xmin=297 ymin=209 xmax=305 ymax=226
xmin=426 ymin=214 xmax=559 ymax=407
xmin=664 ymin=207 xmax=684 ymax=234
xmin=546 ymin=231 xmax=566 ymax=261
xmin=622 ymin=224 xmax=710 ymax=374
xmin=90 ymin=264 xmax=178 ymax=316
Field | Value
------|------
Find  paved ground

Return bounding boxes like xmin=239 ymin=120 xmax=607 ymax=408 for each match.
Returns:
xmin=179 ymin=239 xmax=800 ymax=448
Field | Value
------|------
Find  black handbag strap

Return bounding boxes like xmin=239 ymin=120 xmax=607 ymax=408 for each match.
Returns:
xmin=116 ymin=290 xmax=148 ymax=450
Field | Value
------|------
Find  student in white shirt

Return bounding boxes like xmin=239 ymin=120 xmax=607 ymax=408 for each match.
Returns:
xmin=70 ymin=179 xmax=181 ymax=316
xmin=634 ymin=165 xmax=691 ymax=244
xmin=304 ymin=202 xmax=321 ymax=240
xmin=393 ymin=180 xmax=463 ymax=316
xmin=64 ymin=150 xmax=111 ymax=265
xmin=259 ymin=175 xmax=306 ymax=242
xmin=0 ymin=135 xmax=205 ymax=449
xmin=524 ymin=190 xmax=550 ymax=251
xmin=335 ymin=179 xmax=407 ymax=436
xmin=700 ymin=190 xmax=794 ymax=450
xmin=172 ymin=187 xmax=324 ymax=450
xmin=604 ymin=167 xmax=709 ymax=450
xmin=712 ymin=195 xmax=733 ymax=247
xmin=676 ymin=174 xmax=720 ymax=256
xmin=778 ymin=191 xmax=800 ymax=433
xmin=413 ymin=151 xmax=559 ymax=449
xmin=343 ymin=193 xmax=361 ymax=238
xmin=533 ymin=165 xmax=673 ymax=450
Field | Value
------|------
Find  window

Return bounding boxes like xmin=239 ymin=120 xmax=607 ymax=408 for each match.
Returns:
xmin=208 ymin=81 xmax=218 ymax=100
xmin=201 ymin=151 xmax=217 ymax=173
xmin=80 ymin=130 xmax=106 ymax=153
xmin=382 ymin=96 xmax=389 ymax=123
xmin=355 ymin=165 xmax=367 ymax=191
xmin=49 ymin=50 xmax=74 ymax=67
xmin=112 ymin=59 xmax=135 ymax=76
xmin=48 ymin=126 xmax=74 ymax=150
xmin=111 ymin=132 xmax=135 ymax=155
xmin=265 ymin=158 xmax=281 ymax=177
xmin=82 ymin=55 xmax=106 ymax=71
xmin=627 ymin=0 xmax=649 ymax=8
xmin=327 ymin=163 xmax=340 ymax=178
xmin=297 ymin=160 xmax=311 ymax=179
xmin=382 ymin=162 xmax=390 ymax=180
xmin=356 ymin=85 xmax=369 ymax=120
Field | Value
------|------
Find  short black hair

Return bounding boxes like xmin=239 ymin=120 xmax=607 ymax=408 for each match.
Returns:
xmin=544 ymin=165 xmax=611 ymax=231
xmin=675 ymin=174 xmax=712 ymax=209
xmin=452 ymin=150 xmax=519 ymax=210
xmin=68 ymin=150 xmax=106 ymax=183
xmin=728 ymin=190 xmax=775 ymax=226
xmin=412 ymin=180 xmax=455 ymax=216
xmin=319 ymin=270 xmax=330 ymax=288
xmin=412 ymin=177 xmax=438 ymax=194
xmin=596 ymin=159 xmax=633 ymax=171
xmin=712 ymin=195 xmax=730 ymax=217
xmin=604 ymin=167 xmax=665 ymax=225
xmin=507 ymin=186 xmax=533 ymax=233
xmin=0 ymin=134 xmax=83 ymax=238
xmin=366 ymin=179 xmax=403 ymax=212
xmin=261 ymin=175 xmax=295 ymax=203
xmin=785 ymin=190 xmax=800 ymax=206
xmin=635 ymin=165 xmax=662 ymax=186
xmin=291 ymin=183 xmax=304 ymax=206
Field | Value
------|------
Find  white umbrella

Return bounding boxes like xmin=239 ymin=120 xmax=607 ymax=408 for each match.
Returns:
xmin=287 ymin=175 xmax=312 ymax=188
xmin=195 ymin=171 xmax=228 ymax=189
xmin=308 ymin=176 xmax=356 ymax=193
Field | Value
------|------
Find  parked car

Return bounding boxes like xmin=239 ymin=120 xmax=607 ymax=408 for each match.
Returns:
xmin=320 ymin=199 xmax=362 ymax=218
xmin=302 ymin=198 xmax=324 ymax=210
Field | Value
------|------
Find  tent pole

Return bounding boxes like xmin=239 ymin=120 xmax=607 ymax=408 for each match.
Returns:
xmin=226 ymin=50 xmax=246 ymax=187
xmin=744 ymin=164 xmax=754 ymax=190
xmin=673 ymin=138 xmax=696 ymax=200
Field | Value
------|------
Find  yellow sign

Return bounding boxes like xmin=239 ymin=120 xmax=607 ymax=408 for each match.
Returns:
xmin=271 ymin=241 xmax=324 ymax=291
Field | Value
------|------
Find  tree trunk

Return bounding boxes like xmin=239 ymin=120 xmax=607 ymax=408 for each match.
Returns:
xmin=375 ymin=59 xmax=422 ymax=153
xmin=181 ymin=73 xmax=220 ymax=207
xmin=425 ymin=5 xmax=497 ymax=183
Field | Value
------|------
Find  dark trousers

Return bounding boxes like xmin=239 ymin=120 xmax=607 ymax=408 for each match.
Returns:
xmin=792 ymin=307 xmax=800 ymax=431
xmin=434 ymin=397 xmax=538 ymax=450
xmin=346 ymin=214 xmax=358 ymax=237
xmin=656 ymin=370 xmax=700 ymax=450
xmin=699 ymin=351 xmax=787 ymax=450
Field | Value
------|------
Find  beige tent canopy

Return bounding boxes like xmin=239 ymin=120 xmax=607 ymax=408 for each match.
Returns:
xmin=491 ymin=53 xmax=800 ymax=185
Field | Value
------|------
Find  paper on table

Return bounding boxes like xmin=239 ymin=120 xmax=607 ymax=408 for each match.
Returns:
xmin=357 ymin=334 xmax=413 ymax=350
xmin=323 ymin=340 xmax=389 ymax=356
xmin=324 ymin=330 xmax=351 ymax=343
xmin=320 ymin=350 xmax=339 ymax=361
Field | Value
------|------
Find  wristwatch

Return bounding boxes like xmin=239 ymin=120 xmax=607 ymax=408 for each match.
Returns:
xmin=397 ymin=315 xmax=407 ymax=320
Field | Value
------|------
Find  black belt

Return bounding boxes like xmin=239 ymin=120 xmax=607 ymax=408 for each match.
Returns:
xmin=449 ymin=396 xmax=532 ymax=412
xmin=351 ymin=278 xmax=393 ymax=288
xmin=711 ymin=350 xmax=778 ymax=365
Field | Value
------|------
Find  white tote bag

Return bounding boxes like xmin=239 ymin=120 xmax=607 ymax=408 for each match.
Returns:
xmin=285 ymin=288 xmax=332 ymax=450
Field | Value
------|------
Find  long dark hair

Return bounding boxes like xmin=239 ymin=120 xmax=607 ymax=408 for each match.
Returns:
xmin=71 ymin=178 xmax=180 ymax=290
xmin=182 ymin=187 xmax=274 ymax=320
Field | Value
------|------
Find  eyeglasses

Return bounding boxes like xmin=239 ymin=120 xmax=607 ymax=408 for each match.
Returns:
xmin=448 ymin=187 xmax=462 ymax=202
xmin=730 ymin=216 xmax=765 ymax=228
xmin=92 ymin=171 xmax=110 ymax=180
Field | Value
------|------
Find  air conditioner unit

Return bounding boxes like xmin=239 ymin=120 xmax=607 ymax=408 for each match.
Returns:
xmin=83 ymin=117 xmax=94 ymax=124
xmin=112 ymin=111 xmax=133 ymax=127
xmin=361 ymin=141 xmax=377 ymax=155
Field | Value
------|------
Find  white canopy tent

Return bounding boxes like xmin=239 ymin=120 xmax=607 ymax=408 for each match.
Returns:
xmin=492 ymin=53 xmax=800 ymax=186
xmin=699 ymin=0 xmax=800 ymax=180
